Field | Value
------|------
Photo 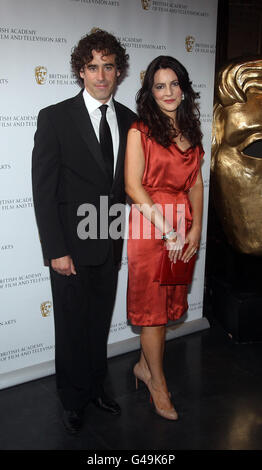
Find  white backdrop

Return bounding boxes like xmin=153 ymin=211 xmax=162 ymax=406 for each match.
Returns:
xmin=0 ymin=0 xmax=218 ymax=388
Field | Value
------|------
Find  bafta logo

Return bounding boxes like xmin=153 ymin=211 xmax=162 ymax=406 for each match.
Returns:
xmin=90 ymin=27 xmax=102 ymax=34
xmin=141 ymin=0 xmax=151 ymax=10
xmin=35 ymin=66 xmax=48 ymax=85
xmin=140 ymin=70 xmax=146 ymax=84
xmin=185 ymin=36 xmax=195 ymax=52
xmin=40 ymin=301 xmax=52 ymax=317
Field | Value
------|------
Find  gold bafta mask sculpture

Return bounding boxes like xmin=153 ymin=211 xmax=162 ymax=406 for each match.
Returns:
xmin=35 ymin=66 xmax=47 ymax=85
xmin=211 ymin=58 xmax=262 ymax=256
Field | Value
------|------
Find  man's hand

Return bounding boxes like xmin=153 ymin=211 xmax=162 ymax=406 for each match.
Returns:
xmin=51 ymin=255 xmax=77 ymax=276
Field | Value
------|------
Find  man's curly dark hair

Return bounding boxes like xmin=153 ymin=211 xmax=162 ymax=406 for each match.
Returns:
xmin=71 ymin=29 xmax=129 ymax=86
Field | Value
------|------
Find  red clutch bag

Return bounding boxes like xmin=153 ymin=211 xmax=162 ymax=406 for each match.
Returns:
xmin=154 ymin=244 xmax=197 ymax=285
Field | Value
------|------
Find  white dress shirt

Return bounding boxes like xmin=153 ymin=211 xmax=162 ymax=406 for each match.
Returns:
xmin=82 ymin=88 xmax=119 ymax=175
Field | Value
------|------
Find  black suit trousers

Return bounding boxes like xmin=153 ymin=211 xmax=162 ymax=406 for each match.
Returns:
xmin=49 ymin=245 xmax=118 ymax=411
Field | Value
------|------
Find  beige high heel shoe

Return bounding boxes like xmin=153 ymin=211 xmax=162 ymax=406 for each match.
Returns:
xmin=148 ymin=379 xmax=178 ymax=421
xmin=133 ymin=362 xmax=173 ymax=401
xmin=133 ymin=362 xmax=151 ymax=390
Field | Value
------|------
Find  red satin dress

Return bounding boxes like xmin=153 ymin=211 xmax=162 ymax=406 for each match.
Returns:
xmin=127 ymin=121 xmax=204 ymax=326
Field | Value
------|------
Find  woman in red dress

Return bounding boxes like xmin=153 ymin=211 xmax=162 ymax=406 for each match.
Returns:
xmin=125 ymin=56 xmax=204 ymax=420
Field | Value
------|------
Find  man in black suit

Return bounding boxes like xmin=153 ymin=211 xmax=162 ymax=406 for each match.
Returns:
xmin=32 ymin=30 xmax=136 ymax=434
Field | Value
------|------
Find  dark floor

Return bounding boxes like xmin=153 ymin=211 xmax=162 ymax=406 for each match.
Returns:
xmin=1 ymin=304 xmax=262 ymax=452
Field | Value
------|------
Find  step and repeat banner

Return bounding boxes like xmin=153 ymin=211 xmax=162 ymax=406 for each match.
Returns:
xmin=0 ymin=0 xmax=218 ymax=388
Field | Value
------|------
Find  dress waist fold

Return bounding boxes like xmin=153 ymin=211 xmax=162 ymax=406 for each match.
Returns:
xmin=143 ymin=185 xmax=192 ymax=223
xmin=143 ymin=185 xmax=189 ymax=195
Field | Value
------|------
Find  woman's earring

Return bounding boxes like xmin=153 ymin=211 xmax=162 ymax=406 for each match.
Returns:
xmin=181 ymin=93 xmax=185 ymax=100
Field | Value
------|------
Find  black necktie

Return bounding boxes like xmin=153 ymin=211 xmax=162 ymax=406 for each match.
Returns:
xmin=99 ymin=104 xmax=114 ymax=184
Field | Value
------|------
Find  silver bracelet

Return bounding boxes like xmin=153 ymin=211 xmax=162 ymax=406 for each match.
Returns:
xmin=162 ymin=228 xmax=176 ymax=241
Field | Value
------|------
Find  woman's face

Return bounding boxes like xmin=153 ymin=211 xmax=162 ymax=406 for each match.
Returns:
xmin=152 ymin=67 xmax=183 ymax=118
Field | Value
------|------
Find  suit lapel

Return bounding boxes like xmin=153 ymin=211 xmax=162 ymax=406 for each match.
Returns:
xmin=68 ymin=91 xmax=110 ymax=183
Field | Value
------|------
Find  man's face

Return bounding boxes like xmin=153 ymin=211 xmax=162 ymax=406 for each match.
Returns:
xmin=80 ymin=50 xmax=120 ymax=103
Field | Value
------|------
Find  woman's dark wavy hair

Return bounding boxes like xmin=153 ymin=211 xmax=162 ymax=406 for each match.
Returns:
xmin=71 ymin=29 xmax=129 ymax=86
xmin=137 ymin=55 xmax=202 ymax=148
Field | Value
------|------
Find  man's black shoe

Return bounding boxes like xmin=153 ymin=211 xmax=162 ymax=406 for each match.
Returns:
xmin=62 ymin=409 xmax=84 ymax=434
xmin=92 ymin=393 xmax=121 ymax=415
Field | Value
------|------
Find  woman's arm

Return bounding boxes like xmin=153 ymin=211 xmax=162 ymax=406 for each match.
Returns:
xmin=125 ymin=128 xmax=175 ymax=236
xmin=182 ymin=168 xmax=203 ymax=262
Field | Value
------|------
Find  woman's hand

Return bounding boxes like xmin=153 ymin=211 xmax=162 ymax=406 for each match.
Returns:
xmin=165 ymin=233 xmax=184 ymax=263
xmin=181 ymin=225 xmax=201 ymax=262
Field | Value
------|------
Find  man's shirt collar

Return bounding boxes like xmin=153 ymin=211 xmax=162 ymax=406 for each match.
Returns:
xmin=83 ymin=88 xmax=115 ymax=114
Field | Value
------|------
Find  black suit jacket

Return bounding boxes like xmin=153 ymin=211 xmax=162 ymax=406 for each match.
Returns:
xmin=32 ymin=90 xmax=136 ymax=265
